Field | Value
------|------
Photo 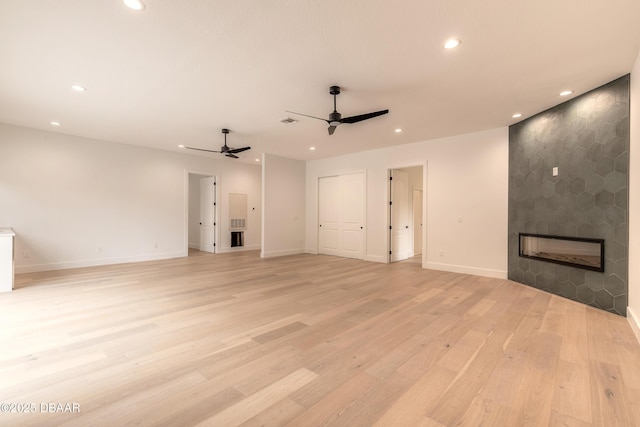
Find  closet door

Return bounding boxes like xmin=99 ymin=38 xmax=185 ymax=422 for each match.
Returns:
xmin=318 ymin=173 xmax=365 ymax=259
xmin=318 ymin=176 xmax=341 ymax=256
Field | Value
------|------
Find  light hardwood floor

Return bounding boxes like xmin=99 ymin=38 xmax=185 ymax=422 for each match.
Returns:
xmin=1 ymin=250 xmax=639 ymax=426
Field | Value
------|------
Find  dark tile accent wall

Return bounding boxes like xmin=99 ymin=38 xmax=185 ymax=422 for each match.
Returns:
xmin=508 ymin=75 xmax=629 ymax=316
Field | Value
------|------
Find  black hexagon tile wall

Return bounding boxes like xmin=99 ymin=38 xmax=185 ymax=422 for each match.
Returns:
xmin=508 ymin=75 xmax=629 ymax=316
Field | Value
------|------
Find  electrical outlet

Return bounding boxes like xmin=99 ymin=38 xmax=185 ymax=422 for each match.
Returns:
xmin=439 ymin=250 xmax=444 ymax=257
xmin=23 ymin=250 xmax=30 ymax=258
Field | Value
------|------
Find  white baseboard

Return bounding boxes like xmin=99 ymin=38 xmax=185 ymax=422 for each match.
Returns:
xmin=425 ymin=261 xmax=508 ymax=279
xmin=302 ymin=250 xmax=384 ymax=263
xmin=260 ymin=248 xmax=305 ymax=258
xmin=364 ymin=254 xmax=387 ymax=263
xmin=628 ymin=306 xmax=640 ymax=345
xmin=15 ymin=251 xmax=185 ymax=274
xmin=216 ymin=244 xmax=261 ymax=254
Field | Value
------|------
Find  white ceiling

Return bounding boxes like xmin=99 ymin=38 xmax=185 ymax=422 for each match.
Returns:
xmin=1 ymin=1 xmax=639 ymax=163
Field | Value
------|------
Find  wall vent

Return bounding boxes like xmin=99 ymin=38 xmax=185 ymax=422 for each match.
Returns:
xmin=230 ymin=218 xmax=246 ymax=230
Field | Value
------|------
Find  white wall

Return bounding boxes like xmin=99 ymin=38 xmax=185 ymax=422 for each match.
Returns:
xmin=306 ymin=127 xmax=509 ymax=278
xmin=0 ymin=123 xmax=261 ymax=273
xmin=217 ymin=171 xmax=261 ymax=252
xmin=261 ymin=153 xmax=305 ymax=257
xmin=629 ymin=53 xmax=640 ymax=339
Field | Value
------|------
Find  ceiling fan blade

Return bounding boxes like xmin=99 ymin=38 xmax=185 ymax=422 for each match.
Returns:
xmin=340 ymin=109 xmax=389 ymax=124
xmin=328 ymin=125 xmax=337 ymax=135
xmin=225 ymin=153 xmax=239 ymax=159
xmin=182 ymin=146 xmax=222 ymax=153
xmin=227 ymin=146 xmax=251 ymax=154
xmin=286 ymin=110 xmax=329 ymax=123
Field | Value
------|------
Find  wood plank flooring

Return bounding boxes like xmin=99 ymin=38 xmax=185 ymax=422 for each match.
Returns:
xmin=1 ymin=250 xmax=639 ymax=426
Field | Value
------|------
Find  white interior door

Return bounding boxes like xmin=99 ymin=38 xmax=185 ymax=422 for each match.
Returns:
xmin=390 ymin=169 xmax=410 ymax=262
xmin=339 ymin=173 xmax=365 ymax=259
xmin=413 ymin=188 xmax=423 ymax=255
xmin=318 ymin=176 xmax=340 ymax=256
xmin=318 ymin=173 xmax=365 ymax=259
xmin=199 ymin=176 xmax=216 ymax=253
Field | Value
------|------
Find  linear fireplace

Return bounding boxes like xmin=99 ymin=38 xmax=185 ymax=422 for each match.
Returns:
xmin=519 ymin=233 xmax=604 ymax=272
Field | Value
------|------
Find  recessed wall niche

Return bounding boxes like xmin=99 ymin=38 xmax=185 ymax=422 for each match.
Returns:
xmin=508 ymin=75 xmax=629 ymax=316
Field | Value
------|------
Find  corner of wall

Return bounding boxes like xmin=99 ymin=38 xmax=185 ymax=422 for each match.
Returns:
xmin=627 ymin=306 xmax=640 ymax=344
xmin=629 ymin=50 xmax=640 ymax=327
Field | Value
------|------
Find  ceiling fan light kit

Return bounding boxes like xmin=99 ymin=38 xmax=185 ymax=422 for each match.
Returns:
xmin=287 ymin=85 xmax=389 ymax=135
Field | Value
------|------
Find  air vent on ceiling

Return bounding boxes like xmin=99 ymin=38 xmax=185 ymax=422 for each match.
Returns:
xmin=280 ymin=117 xmax=297 ymax=125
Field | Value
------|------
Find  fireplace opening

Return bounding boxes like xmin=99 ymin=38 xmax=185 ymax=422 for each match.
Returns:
xmin=519 ymin=233 xmax=604 ymax=272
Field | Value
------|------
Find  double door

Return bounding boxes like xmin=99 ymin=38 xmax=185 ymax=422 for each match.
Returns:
xmin=318 ymin=173 xmax=365 ymax=259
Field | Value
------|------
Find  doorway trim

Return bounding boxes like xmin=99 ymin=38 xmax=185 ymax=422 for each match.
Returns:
xmin=184 ymin=170 xmax=220 ymax=257
xmin=386 ymin=163 xmax=427 ymax=266
xmin=412 ymin=187 xmax=423 ymax=257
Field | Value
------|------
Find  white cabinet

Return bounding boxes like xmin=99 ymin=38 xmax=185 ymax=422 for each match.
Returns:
xmin=0 ymin=228 xmax=15 ymax=292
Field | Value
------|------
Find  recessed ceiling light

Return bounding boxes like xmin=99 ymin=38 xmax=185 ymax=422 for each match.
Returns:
xmin=394 ymin=128 xmax=402 ymax=133
xmin=310 ymin=147 xmax=316 ymax=151
xmin=512 ymin=113 xmax=523 ymax=118
xmin=444 ymin=38 xmax=461 ymax=49
xmin=71 ymin=85 xmax=86 ymax=92
xmin=123 ymin=0 xmax=145 ymax=11
xmin=560 ymin=90 xmax=573 ymax=96
xmin=50 ymin=121 xmax=60 ymax=126
xmin=178 ymin=144 xmax=185 ymax=148
xmin=255 ymin=158 xmax=260 ymax=162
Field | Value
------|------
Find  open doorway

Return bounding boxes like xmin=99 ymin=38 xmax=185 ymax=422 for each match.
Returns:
xmin=187 ymin=173 xmax=218 ymax=255
xmin=388 ymin=166 xmax=423 ymax=263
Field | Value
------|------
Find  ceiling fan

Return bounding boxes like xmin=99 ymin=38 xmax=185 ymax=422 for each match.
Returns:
xmin=181 ymin=129 xmax=250 ymax=159
xmin=287 ymin=85 xmax=389 ymax=135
